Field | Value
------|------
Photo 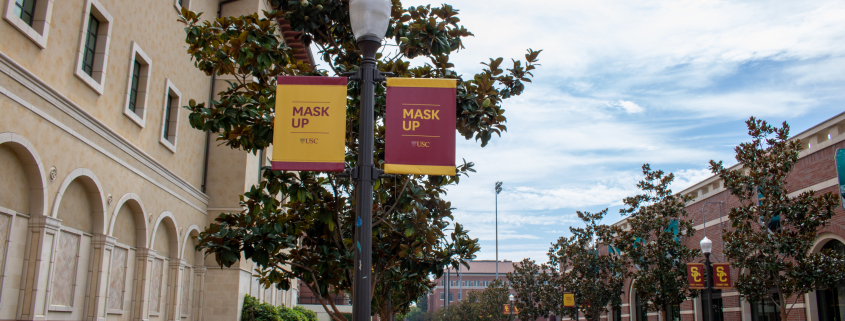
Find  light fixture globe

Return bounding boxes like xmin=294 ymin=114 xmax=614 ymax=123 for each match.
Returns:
xmin=508 ymin=294 xmax=515 ymax=302
xmin=700 ymin=236 xmax=712 ymax=254
xmin=349 ymin=0 xmax=392 ymax=41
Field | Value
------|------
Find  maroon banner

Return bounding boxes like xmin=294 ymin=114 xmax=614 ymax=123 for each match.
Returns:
xmin=687 ymin=263 xmax=706 ymax=289
xmin=384 ymin=78 xmax=457 ymax=176
xmin=713 ymin=263 xmax=732 ymax=289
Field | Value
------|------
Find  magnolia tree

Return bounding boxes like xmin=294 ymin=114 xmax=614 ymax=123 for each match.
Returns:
xmin=177 ymin=0 xmax=541 ymax=320
xmin=546 ymin=210 xmax=629 ymax=321
xmin=429 ymin=280 xmax=510 ymax=321
xmin=507 ymin=259 xmax=547 ymax=321
xmin=616 ymin=165 xmax=699 ymax=321
xmin=709 ymin=118 xmax=845 ymax=320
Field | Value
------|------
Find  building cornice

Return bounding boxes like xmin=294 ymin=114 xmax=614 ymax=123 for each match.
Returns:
xmin=0 ymin=50 xmax=209 ymax=213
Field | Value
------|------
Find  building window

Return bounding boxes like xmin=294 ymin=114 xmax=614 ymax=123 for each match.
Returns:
xmin=664 ymin=303 xmax=680 ymax=321
xmin=702 ymin=289 xmax=725 ymax=321
xmin=14 ymin=0 xmax=36 ymax=25
xmin=174 ymin=0 xmax=190 ymax=11
xmin=440 ymin=292 xmax=444 ymax=300
xmin=750 ymin=289 xmax=781 ymax=321
xmin=73 ymin=0 xmax=113 ymax=94
xmin=448 ymin=293 xmax=453 ymax=302
xmin=122 ymin=41 xmax=153 ymax=127
xmin=81 ymin=14 xmax=99 ymax=76
xmin=127 ymin=60 xmax=141 ymax=110
xmin=3 ymin=0 xmax=53 ymax=48
xmin=634 ymin=291 xmax=648 ymax=321
xmin=160 ymin=79 xmax=182 ymax=152
xmin=612 ymin=305 xmax=621 ymax=321
xmin=816 ymin=239 xmax=845 ymax=321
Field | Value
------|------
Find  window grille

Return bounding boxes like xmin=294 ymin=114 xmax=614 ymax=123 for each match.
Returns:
xmin=82 ymin=14 xmax=100 ymax=76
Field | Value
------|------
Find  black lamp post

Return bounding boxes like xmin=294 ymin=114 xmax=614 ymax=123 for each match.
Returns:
xmin=700 ymin=236 xmax=713 ymax=321
xmin=495 ymin=181 xmax=502 ymax=280
xmin=508 ymin=294 xmax=515 ymax=321
xmin=348 ymin=0 xmax=392 ymax=320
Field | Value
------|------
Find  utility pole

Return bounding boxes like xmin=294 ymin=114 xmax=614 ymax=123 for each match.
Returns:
xmin=495 ymin=181 xmax=502 ymax=280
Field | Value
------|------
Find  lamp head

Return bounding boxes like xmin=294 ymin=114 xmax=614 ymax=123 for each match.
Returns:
xmin=700 ymin=236 xmax=712 ymax=254
xmin=508 ymin=294 xmax=515 ymax=302
xmin=349 ymin=0 xmax=391 ymax=42
xmin=495 ymin=181 xmax=503 ymax=194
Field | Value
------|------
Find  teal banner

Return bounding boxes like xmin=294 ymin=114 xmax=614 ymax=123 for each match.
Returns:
xmin=836 ymin=149 xmax=845 ymax=210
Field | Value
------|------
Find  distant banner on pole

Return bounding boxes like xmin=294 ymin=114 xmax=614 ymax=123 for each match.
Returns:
xmin=686 ymin=263 xmax=706 ymax=289
xmin=502 ymin=305 xmax=519 ymax=314
xmin=384 ymin=78 xmax=457 ymax=176
xmin=272 ymin=76 xmax=347 ymax=172
xmin=563 ymin=293 xmax=575 ymax=307
xmin=836 ymin=149 xmax=845 ymax=210
xmin=713 ymin=263 xmax=732 ymax=289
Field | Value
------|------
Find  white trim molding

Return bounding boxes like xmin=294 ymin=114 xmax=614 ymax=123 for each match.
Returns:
xmin=0 ymin=50 xmax=210 ymax=208
xmin=122 ymin=41 xmax=153 ymax=128
xmin=3 ymin=0 xmax=54 ymax=49
xmin=73 ymin=0 xmax=113 ymax=94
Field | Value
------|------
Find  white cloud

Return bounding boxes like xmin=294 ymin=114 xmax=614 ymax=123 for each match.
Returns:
xmin=617 ymin=100 xmax=645 ymax=113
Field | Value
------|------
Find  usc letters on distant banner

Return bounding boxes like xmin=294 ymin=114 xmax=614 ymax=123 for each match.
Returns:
xmin=384 ymin=78 xmax=457 ymax=176
xmin=272 ymin=76 xmax=347 ymax=172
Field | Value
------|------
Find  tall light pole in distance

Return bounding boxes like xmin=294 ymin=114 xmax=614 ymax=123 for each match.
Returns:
xmin=495 ymin=181 xmax=503 ymax=280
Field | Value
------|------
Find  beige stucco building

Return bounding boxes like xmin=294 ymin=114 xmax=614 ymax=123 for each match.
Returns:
xmin=0 ymin=0 xmax=308 ymax=320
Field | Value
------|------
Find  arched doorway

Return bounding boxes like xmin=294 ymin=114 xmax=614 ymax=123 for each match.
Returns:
xmin=816 ymin=239 xmax=845 ymax=321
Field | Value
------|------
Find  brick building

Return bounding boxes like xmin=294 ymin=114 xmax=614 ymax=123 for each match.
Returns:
xmin=595 ymin=112 xmax=845 ymax=321
xmin=427 ymin=260 xmax=516 ymax=312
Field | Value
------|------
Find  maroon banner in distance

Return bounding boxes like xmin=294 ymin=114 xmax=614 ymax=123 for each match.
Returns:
xmin=687 ymin=263 xmax=706 ymax=289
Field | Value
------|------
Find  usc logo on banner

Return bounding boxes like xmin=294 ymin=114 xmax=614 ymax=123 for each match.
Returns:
xmin=686 ymin=263 xmax=706 ymax=289
xmin=713 ymin=263 xmax=732 ymax=289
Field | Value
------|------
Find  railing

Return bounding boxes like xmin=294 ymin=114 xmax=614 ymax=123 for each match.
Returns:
xmin=298 ymin=296 xmax=352 ymax=306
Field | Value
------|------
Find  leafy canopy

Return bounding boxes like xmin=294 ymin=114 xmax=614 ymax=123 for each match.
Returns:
xmin=709 ymin=117 xmax=845 ymax=320
xmin=177 ymin=1 xmax=541 ymax=320
xmin=616 ymin=164 xmax=699 ymax=320
xmin=545 ymin=210 xmax=630 ymax=321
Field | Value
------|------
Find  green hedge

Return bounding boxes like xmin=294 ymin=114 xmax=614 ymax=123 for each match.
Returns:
xmin=242 ymin=295 xmax=318 ymax=321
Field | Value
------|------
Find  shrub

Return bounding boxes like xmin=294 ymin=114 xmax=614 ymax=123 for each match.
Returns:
xmin=242 ymin=295 xmax=317 ymax=321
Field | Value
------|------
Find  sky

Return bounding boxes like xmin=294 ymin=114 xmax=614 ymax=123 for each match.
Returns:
xmin=323 ymin=0 xmax=845 ymax=264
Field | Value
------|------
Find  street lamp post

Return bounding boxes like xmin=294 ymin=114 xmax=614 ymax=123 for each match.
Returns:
xmin=495 ymin=181 xmax=503 ymax=280
xmin=348 ymin=1 xmax=391 ymax=320
xmin=508 ymin=294 xmax=515 ymax=321
xmin=700 ymin=236 xmax=714 ymax=321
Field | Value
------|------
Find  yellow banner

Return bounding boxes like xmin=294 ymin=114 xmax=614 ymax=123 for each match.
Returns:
xmin=272 ymin=76 xmax=347 ymax=172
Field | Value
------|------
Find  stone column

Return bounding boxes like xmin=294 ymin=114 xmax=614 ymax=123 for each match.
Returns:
xmin=166 ymin=259 xmax=187 ymax=321
xmin=192 ymin=266 xmax=207 ymax=321
xmin=17 ymin=215 xmax=61 ymax=320
xmin=132 ymin=248 xmax=156 ymax=321
xmin=84 ymin=234 xmax=116 ymax=321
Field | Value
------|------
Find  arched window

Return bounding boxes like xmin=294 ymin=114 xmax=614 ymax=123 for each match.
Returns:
xmin=750 ymin=288 xmax=780 ymax=321
xmin=817 ymin=239 xmax=845 ymax=321
xmin=634 ymin=291 xmax=648 ymax=321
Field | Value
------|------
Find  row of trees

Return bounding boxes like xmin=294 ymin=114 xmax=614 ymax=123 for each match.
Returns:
xmin=176 ymin=0 xmax=541 ymax=320
xmin=405 ymin=280 xmax=512 ymax=321
xmin=506 ymin=118 xmax=845 ymax=321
